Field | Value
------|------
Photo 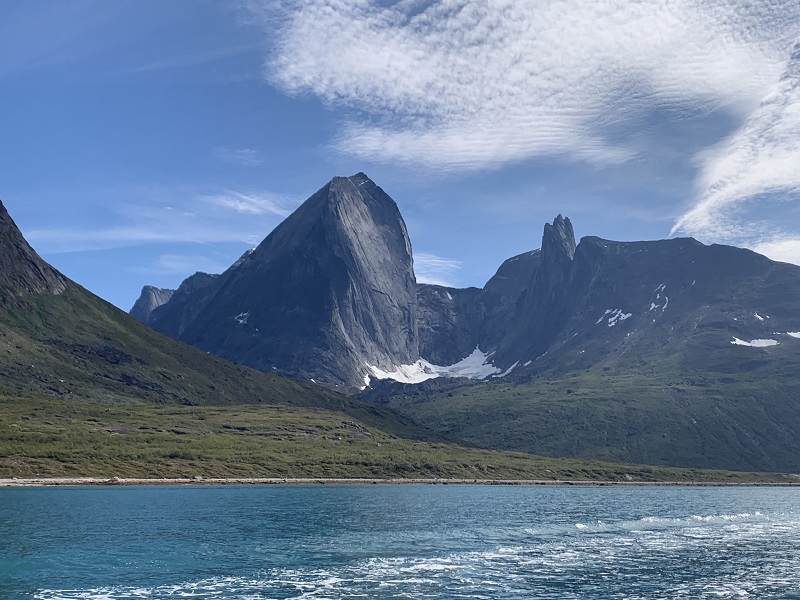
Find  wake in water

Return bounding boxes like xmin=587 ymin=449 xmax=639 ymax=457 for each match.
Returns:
xmin=36 ymin=509 xmax=800 ymax=600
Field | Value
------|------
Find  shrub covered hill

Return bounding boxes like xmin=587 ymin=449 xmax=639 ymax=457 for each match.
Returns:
xmin=135 ymin=174 xmax=800 ymax=474
xmin=5 ymin=196 xmax=768 ymax=482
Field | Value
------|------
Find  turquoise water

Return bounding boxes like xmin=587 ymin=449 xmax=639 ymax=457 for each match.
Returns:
xmin=1 ymin=485 xmax=799 ymax=599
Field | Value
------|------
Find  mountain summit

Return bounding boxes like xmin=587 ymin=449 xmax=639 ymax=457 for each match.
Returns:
xmin=146 ymin=173 xmax=419 ymax=388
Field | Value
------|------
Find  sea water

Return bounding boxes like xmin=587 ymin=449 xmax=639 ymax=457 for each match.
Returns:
xmin=1 ymin=485 xmax=799 ymax=598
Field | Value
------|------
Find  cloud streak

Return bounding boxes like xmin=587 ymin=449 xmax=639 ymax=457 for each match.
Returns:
xmin=25 ymin=186 xmax=298 ymax=254
xmin=414 ymin=252 xmax=462 ymax=287
xmin=248 ymin=0 xmax=800 ymax=262
xmin=200 ymin=190 xmax=295 ymax=216
xmin=259 ymin=0 xmax=796 ymax=168
xmin=214 ymin=147 xmax=264 ymax=166
xmin=672 ymin=43 xmax=800 ymax=242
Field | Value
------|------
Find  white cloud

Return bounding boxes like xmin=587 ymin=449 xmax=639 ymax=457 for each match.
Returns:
xmin=199 ymin=190 xmax=294 ymax=216
xmin=752 ymin=237 xmax=800 ymax=266
xmin=247 ymin=1 xmax=800 ymax=257
xmin=414 ymin=252 xmax=461 ymax=287
xmin=214 ymin=146 xmax=264 ymax=166
xmin=672 ymin=44 xmax=800 ymax=242
xmin=24 ymin=186 xmax=295 ymax=253
xmin=132 ymin=254 xmax=229 ymax=276
xmin=254 ymin=0 xmax=798 ymax=173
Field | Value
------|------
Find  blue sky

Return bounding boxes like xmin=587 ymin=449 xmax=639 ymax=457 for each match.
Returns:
xmin=1 ymin=0 xmax=799 ymax=310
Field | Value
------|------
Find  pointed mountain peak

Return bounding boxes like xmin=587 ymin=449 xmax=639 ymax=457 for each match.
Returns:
xmin=130 ymin=286 xmax=175 ymax=323
xmin=542 ymin=214 xmax=576 ymax=262
xmin=0 ymin=199 xmax=68 ymax=302
xmin=327 ymin=172 xmax=377 ymax=196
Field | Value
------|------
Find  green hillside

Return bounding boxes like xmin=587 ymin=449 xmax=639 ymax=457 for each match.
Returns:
xmin=0 ymin=285 xmax=425 ymax=438
xmin=1 ymin=286 xmax=793 ymax=483
xmin=382 ymin=361 xmax=800 ymax=473
xmin=3 ymin=395 xmax=796 ymax=483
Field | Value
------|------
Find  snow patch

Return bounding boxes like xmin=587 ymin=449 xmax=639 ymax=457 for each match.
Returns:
xmin=649 ymin=284 xmax=668 ymax=313
xmin=786 ymin=332 xmax=800 ymax=339
xmin=493 ymin=361 xmax=519 ymax=378
xmin=597 ymin=308 xmax=632 ymax=327
xmin=234 ymin=312 xmax=250 ymax=325
xmin=523 ymin=360 xmax=532 ymax=367
xmin=754 ymin=313 xmax=765 ymax=321
xmin=432 ymin=347 xmax=502 ymax=379
xmin=730 ymin=337 xmax=779 ymax=348
xmin=446 ymin=292 xmax=453 ymax=300
xmin=366 ymin=347 xmax=505 ymax=385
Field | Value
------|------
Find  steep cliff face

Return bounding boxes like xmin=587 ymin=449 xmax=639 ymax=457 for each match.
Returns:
xmin=416 ymin=284 xmax=482 ymax=365
xmin=149 ymin=173 xmax=419 ymax=389
xmin=130 ymin=286 xmax=174 ymax=323
xmin=0 ymin=200 xmax=67 ymax=303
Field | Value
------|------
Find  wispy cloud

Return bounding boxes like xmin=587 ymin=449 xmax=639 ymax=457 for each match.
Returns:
xmin=125 ymin=43 xmax=262 ymax=74
xmin=132 ymin=253 xmax=229 ymax=276
xmin=752 ymin=237 xmax=800 ymax=266
xmin=672 ymin=44 xmax=800 ymax=244
xmin=415 ymin=252 xmax=461 ymax=287
xmin=252 ymin=0 xmax=798 ymax=172
xmin=247 ymin=0 xmax=800 ymax=261
xmin=24 ymin=185 xmax=297 ymax=253
xmin=199 ymin=190 xmax=295 ymax=216
xmin=214 ymin=146 xmax=263 ymax=166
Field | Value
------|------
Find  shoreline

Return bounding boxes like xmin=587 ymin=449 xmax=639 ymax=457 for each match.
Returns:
xmin=2 ymin=477 xmax=800 ymax=487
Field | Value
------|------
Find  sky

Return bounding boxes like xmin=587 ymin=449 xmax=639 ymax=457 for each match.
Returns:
xmin=1 ymin=0 xmax=799 ymax=311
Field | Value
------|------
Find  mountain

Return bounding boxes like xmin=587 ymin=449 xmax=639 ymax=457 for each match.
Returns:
xmin=130 ymin=286 xmax=174 ymax=323
xmin=6 ymin=197 xmax=757 ymax=482
xmin=136 ymin=175 xmax=800 ymax=472
xmin=371 ymin=221 xmax=800 ymax=473
xmin=145 ymin=173 xmax=418 ymax=389
xmin=0 ymin=201 xmax=67 ymax=303
xmin=0 ymin=198 xmax=431 ymax=442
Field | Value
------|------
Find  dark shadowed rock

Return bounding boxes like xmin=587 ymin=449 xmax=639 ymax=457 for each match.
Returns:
xmin=149 ymin=173 xmax=418 ymax=388
xmin=130 ymin=286 xmax=174 ymax=323
xmin=0 ymin=200 xmax=67 ymax=303
xmin=416 ymin=284 xmax=482 ymax=365
xmin=149 ymin=272 xmax=219 ymax=338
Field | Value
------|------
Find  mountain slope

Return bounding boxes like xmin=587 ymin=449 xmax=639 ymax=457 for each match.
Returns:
xmin=0 ymin=199 xmax=428 ymax=440
xmin=131 ymin=173 xmax=800 ymax=472
xmin=0 ymin=201 xmax=67 ymax=303
xmin=373 ymin=225 xmax=800 ymax=472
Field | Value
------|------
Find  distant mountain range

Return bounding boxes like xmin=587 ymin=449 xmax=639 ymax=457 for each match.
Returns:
xmin=133 ymin=173 xmax=800 ymax=473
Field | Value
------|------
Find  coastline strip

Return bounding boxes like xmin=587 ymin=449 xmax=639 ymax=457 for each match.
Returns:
xmin=2 ymin=477 xmax=799 ymax=487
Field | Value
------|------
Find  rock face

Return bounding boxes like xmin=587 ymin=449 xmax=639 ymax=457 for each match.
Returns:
xmin=141 ymin=174 xmax=800 ymax=392
xmin=0 ymin=199 xmax=67 ymax=303
xmin=134 ymin=174 xmax=800 ymax=471
xmin=147 ymin=173 xmax=418 ymax=388
xmin=130 ymin=286 xmax=174 ymax=323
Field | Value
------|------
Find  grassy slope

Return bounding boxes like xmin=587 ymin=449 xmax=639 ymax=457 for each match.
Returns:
xmin=2 ymin=395 xmax=795 ymax=483
xmin=0 ymin=287 xmax=795 ymax=482
xmin=387 ymin=363 xmax=800 ymax=473
xmin=0 ymin=286 xmax=427 ymax=439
